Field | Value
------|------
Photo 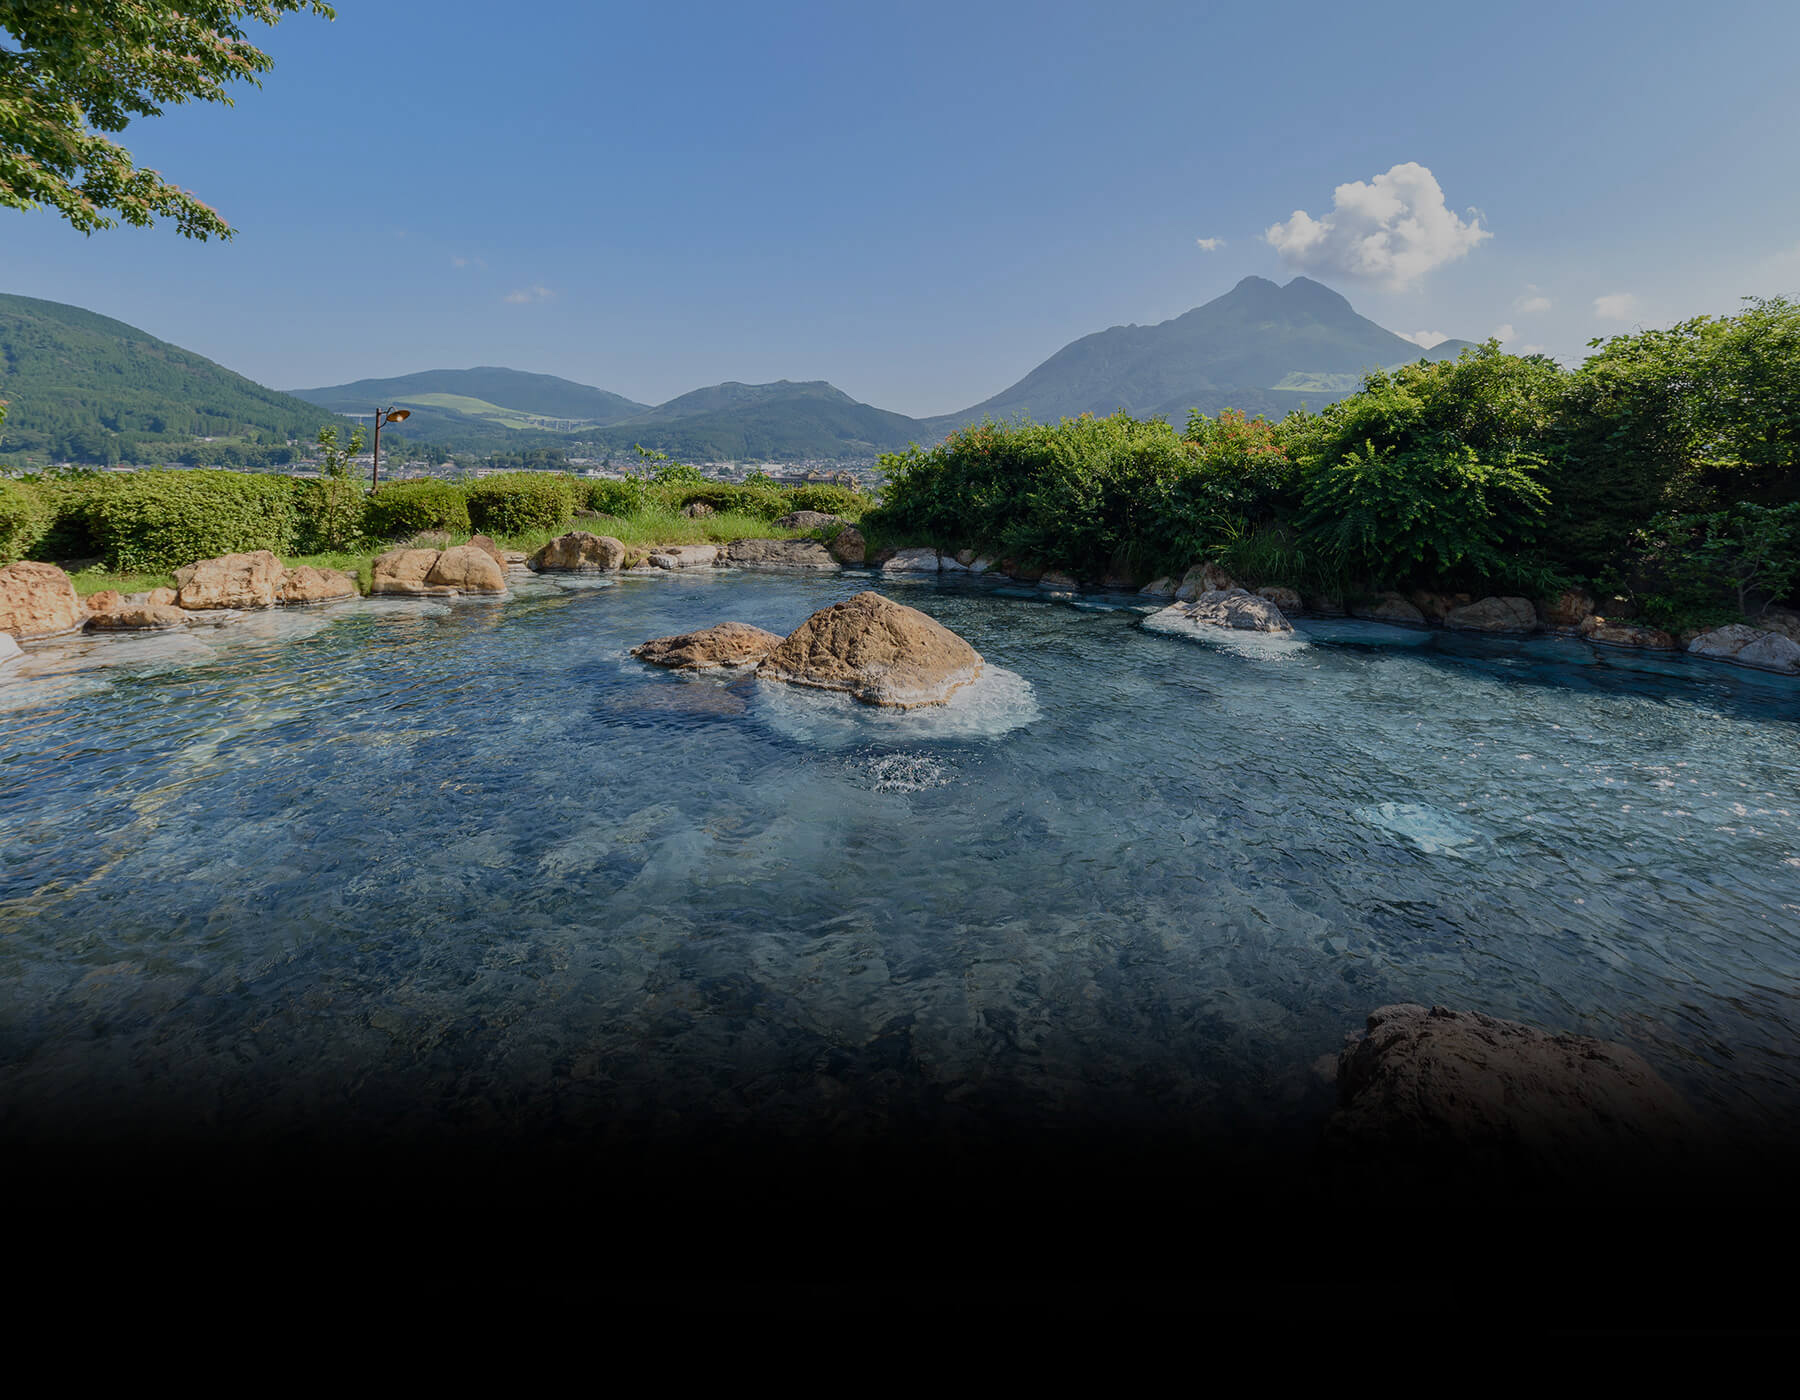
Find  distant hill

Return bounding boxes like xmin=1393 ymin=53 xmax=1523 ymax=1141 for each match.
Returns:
xmin=922 ymin=277 xmax=1477 ymax=432
xmin=0 ymin=293 xmax=343 ymax=465
xmin=289 ymin=367 xmax=650 ymax=450
xmin=595 ymin=380 xmax=924 ymax=459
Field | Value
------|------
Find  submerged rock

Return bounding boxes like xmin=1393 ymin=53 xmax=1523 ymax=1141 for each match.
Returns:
xmin=1151 ymin=588 xmax=1292 ymax=633
xmin=371 ymin=548 xmax=459 ymax=596
xmin=828 ymin=526 xmax=866 ymax=566
xmin=725 ymin=538 xmax=840 ymax=571
xmin=0 ymin=561 xmax=84 ymax=639
xmin=1686 ymin=623 xmax=1800 ymax=673
xmin=631 ymin=621 xmax=785 ymax=671
xmin=1325 ymin=1003 xmax=1704 ymax=1195
xmin=880 ymin=547 xmax=941 ymax=573
xmin=426 ymin=544 xmax=508 ymax=594
xmin=1174 ymin=561 xmax=1235 ymax=601
xmin=174 ymin=551 xmax=284 ymax=610
xmin=1445 ymin=595 xmax=1538 ymax=634
xmin=278 ymin=565 xmax=359 ymax=604
xmin=531 ymin=531 xmax=627 ymax=573
xmin=1580 ymin=616 xmax=1676 ymax=651
xmin=755 ymin=590 xmax=983 ymax=707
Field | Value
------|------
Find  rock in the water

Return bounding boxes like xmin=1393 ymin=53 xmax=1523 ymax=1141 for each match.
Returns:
xmin=953 ymin=549 xmax=978 ymax=567
xmin=756 ymin=590 xmax=983 ymax=707
xmin=174 ymin=550 xmax=284 ymax=610
xmin=0 ymin=561 xmax=84 ymax=639
xmin=372 ymin=548 xmax=458 ymax=596
xmin=631 ymin=621 xmax=785 ymax=670
xmin=0 ymin=631 xmax=20 ymax=668
xmin=278 ymin=565 xmax=359 ymax=604
xmin=84 ymin=589 xmax=125 ymax=617
xmin=1139 ymin=577 xmax=1177 ymax=598
xmin=1536 ymin=588 xmax=1595 ymax=629
xmin=501 ymin=550 xmax=529 ymax=567
xmin=427 ymin=544 xmax=508 ymax=594
xmin=1445 ymin=595 xmax=1538 ymax=633
xmin=146 ymin=587 xmax=178 ymax=607
xmin=1686 ymin=623 xmax=1800 ymax=673
xmin=880 ymin=547 xmax=941 ymax=573
xmin=1174 ymin=561 xmax=1235 ymax=601
xmin=1152 ymin=588 xmax=1292 ymax=633
xmin=967 ymin=555 xmax=995 ymax=574
xmin=1760 ymin=606 xmax=1800 ymax=643
xmin=724 ymin=538 xmax=841 ymax=571
xmin=531 ymin=532 xmax=627 ymax=572
xmin=1255 ymin=585 xmax=1303 ymax=613
xmin=938 ymin=554 xmax=970 ymax=573
xmin=1351 ymin=592 xmax=1427 ymax=625
xmin=87 ymin=603 xmax=189 ymax=631
xmin=772 ymin=510 xmax=841 ymax=531
xmin=1037 ymin=570 xmax=1080 ymax=591
xmin=646 ymin=544 xmax=720 ymax=570
xmin=1579 ymin=616 xmax=1676 ymax=650
xmin=468 ymin=534 xmax=508 ymax=569
xmin=828 ymin=526 xmax=866 ymax=566
xmin=1410 ymin=590 xmax=1470 ymax=623
xmin=1325 ymin=1003 xmax=1704 ymax=1195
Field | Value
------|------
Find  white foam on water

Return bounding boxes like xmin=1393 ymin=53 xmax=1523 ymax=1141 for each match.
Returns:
xmin=753 ymin=664 xmax=1040 ymax=748
xmin=1142 ymin=608 xmax=1312 ymax=659
xmin=858 ymin=750 xmax=955 ymax=793
xmin=548 ymin=575 xmax=619 ymax=590
xmin=1354 ymin=801 xmax=1484 ymax=855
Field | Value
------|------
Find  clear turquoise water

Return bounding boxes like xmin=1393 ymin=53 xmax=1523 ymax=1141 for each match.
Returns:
xmin=3 ymin=569 xmax=1798 ymax=1162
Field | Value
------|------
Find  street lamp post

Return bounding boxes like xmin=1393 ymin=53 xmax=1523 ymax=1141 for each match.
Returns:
xmin=371 ymin=406 xmax=412 ymax=492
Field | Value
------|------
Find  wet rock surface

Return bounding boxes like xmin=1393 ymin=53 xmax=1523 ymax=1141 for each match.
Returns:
xmin=372 ymin=547 xmax=459 ymax=596
xmin=631 ymin=621 xmax=785 ymax=671
xmin=531 ymin=532 xmax=627 ymax=573
xmin=724 ymin=538 xmax=840 ymax=571
xmin=1445 ymin=595 xmax=1539 ymax=634
xmin=1687 ymin=623 xmax=1800 ymax=673
xmin=174 ymin=551 xmax=285 ymax=610
xmin=0 ymin=561 xmax=84 ymax=639
xmin=1151 ymin=588 xmax=1292 ymax=633
xmin=755 ymin=590 xmax=983 ymax=706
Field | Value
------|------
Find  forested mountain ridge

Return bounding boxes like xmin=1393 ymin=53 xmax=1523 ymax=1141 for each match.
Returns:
xmin=0 ymin=293 xmax=344 ymax=465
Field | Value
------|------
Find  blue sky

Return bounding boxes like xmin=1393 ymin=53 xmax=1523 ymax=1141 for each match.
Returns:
xmin=5 ymin=0 xmax=1799 ymax=416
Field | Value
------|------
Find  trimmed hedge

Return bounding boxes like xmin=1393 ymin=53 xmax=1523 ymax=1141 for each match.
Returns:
xmin=783 ymin=484 xmax=871 ymax=518
xmin=84 ymin=470 xmax=299 ymax=572
xmin=363 ymin=479 xmax=471 ymax=540
xmin=467 ymin=471 xmax=577 ymax=534
xmin=0 ymin=480 xmax=54 ymax=564
xmin=670 ymin=483 xmax=787 ymax=519
xmin=586 ymin=477 xmax=648 ymax=516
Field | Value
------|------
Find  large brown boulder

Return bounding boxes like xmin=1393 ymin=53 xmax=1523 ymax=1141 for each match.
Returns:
xmin=631 ymin=621 xmax=784 ymax=671
xmin=1687 ymin=623 xmax=1800 ymax=674
xmin=756 ymin=591 xmax=983 ymax=707
xmin=174 ymin=551 xmax=284 ymax=610
xmin=87 ymin=603 xmax=189 ymax=631
xmin=371 ymin=548 xmax=458 ymax=596
xmin=0 ymin=561 xmax=84 ymax=639
xmin=278 ymin=565 xmax=359 ymax=604
xmin=1325 ymin=1003 xmax=1704 ymax=1196
xmin=84 ymin=589 xmax=126 ymax=618
xmin=426 ymin=544 xmax=508 ymax=594
xmin=1174 ymin=561 xmax=1236 ymax=601
xmin=467 ymin=535 xmax=507 ymax=569
xmin=531 ymin=531 xmax=627 ymax=572
xmin=1445 ymin=595 xmax=1538 ymax=634
xmin=724 ymin=538 xmax=840 ymax=571
xmin=1151 ymin=588 xmax=1292 ymax=633
xmin=1410 ymin=589 xmax=1471 ymax=623
xmin=828 ymin=526 xmax=866 ymax=566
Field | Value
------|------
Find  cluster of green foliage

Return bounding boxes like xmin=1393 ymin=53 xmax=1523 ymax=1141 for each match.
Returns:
xmin=465 ymin=472 xmax=579 ymax=535
xmin=363 ymin=479 xmax=472 ymax=541
xmin=83 ymin=469 xmax=301 ymax=572
xmin=0 ymin=477 xmax=55 ymax=563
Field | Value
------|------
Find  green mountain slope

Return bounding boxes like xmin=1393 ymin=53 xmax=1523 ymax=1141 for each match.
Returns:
xmin=290 ymin=366 xmax=648 ymax=425
xmin=0 ymin=293 xmax=343 ymax=465
xmin=922 ymin=277 xmax=1472 ymax=433
xmin=598 ymin=381 xmax=925 ymax=460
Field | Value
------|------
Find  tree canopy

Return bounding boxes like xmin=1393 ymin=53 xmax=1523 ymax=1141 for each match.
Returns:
xmin=0 ymin=1 xmax=333 ymax=239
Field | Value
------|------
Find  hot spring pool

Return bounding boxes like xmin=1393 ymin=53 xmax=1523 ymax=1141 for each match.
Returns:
xmin=3 ymin=568 xmax=1798 ymax=1170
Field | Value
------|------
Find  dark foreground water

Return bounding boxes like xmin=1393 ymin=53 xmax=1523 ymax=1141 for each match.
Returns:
xmin=3 ymin=569 xmax=1798 ymax=1205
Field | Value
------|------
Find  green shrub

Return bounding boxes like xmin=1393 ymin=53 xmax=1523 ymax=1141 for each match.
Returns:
xmin=362 ymin=479 xmax=470 ymax=540
xmin=673 ymin=483 xmax=787 ymax=519
xmin=0 ymin=479 xmax=54 ymax=563
xmin=84 ymin=469 xmax=299 ymax=571
xmin=466 ymin=471 xmax=577 ymax=535
xmin=783 ymin=484 xmax=871 ymax=518
xmin=586 ymin=477 xmax=648 ymax=516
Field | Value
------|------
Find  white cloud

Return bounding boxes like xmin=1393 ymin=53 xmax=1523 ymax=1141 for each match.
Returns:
xmin=1491 ymin=323 xmax=1517 ymax=343
xmin=1518 ymin=344 xmax=1546 ymax=355
xmin=1399 ymin=329 xmax=1449 ymax=349
xmin=452 ymin=255 xmax=487 ymax=270
xmin=1263 ymin=161 xmax=1490 ymax=289
xmin=1195 ymin=237 xmax=1225 ymax=252
xmin=504 ymin=285 xmax=554 ymax=304
xmin=1593 ymin=292 xmax=1640 ymax=321
xmin=1515 ymin=285 xmax=1552 ymax=313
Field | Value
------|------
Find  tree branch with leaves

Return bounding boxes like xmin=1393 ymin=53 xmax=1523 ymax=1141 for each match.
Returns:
xmin=0 ymin=1 xmax=334 ymax=239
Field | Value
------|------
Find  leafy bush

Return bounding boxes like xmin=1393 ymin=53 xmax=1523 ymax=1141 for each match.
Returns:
xmin=1296 ymin=443 xmax=1549 ymax=587
xmin=84 ymin=469 xmax=299 ymax=571
xmin=0 ymin=479 xmax=55 ymax=563
xmin=466 ymin=471 xmax=577 ymax=535
xmin=362 ymin=479 xmax=470 ymax=540
xmin=586 ymin=477 xmax=648 ymax=516
xmin=783 ymin=484 xmax=872 ymax=518
xmin=671 ymin=483 xmax=787 ymax=519
xmin=1637 ymin=501 xmax=1800 ymax=619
